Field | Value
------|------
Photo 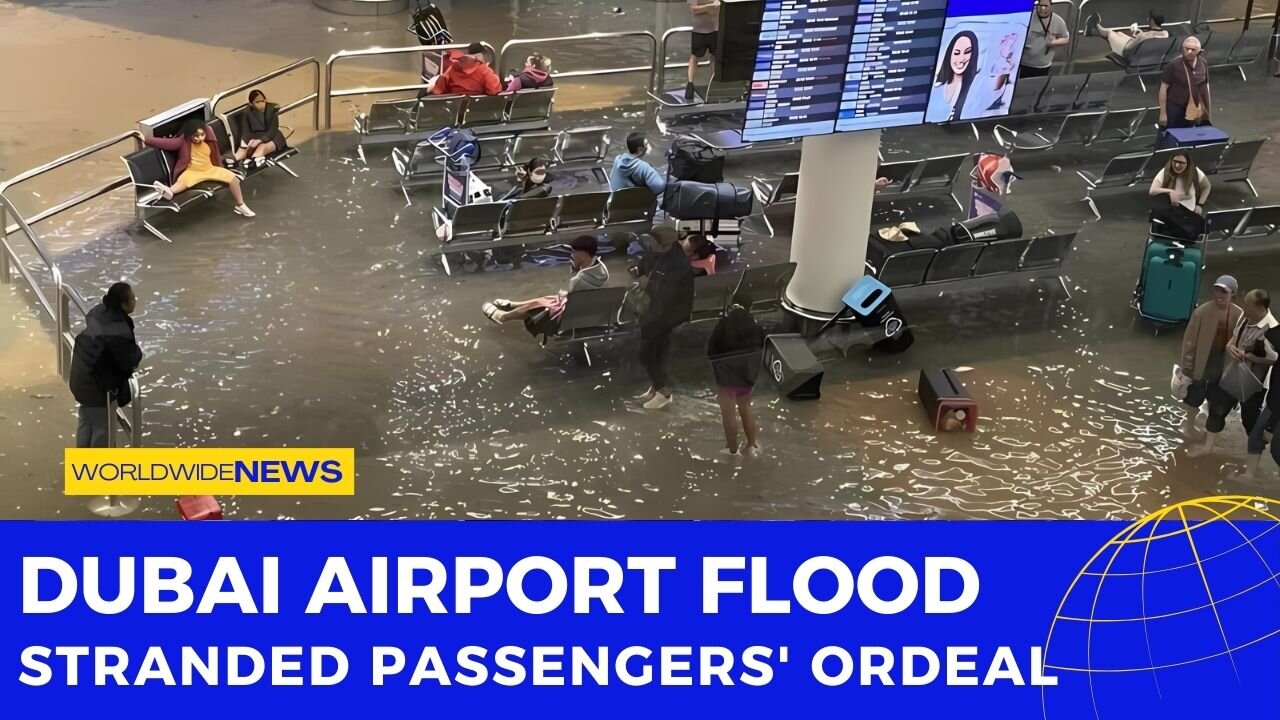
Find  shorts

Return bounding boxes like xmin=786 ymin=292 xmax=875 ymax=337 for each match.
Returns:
xmin=718 ymin=386 xmax=753 ymax=399
xmin=691 ymin=31 xmax=718 ymax=58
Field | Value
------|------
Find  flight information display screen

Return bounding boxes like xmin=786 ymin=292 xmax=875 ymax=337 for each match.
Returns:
xmin=742 ymin=0 xmax=1033 ymax=142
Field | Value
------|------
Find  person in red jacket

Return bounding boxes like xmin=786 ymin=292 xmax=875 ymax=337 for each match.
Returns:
xmin=432 ymin=42 xmax=502 ymax=96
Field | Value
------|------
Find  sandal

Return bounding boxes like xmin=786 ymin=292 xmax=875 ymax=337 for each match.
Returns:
xmin=152 ymin=181 xmax=174 ymax=201
xmin=492 ymin=299 xmax=515 ymax=311
xmin=481 ymin=302 xmax=503 ymax=324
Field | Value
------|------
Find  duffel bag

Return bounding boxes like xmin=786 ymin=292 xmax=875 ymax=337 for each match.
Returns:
xmin=667 ymin=136 xmax=726 ymax=183
xmin=663 ymin=180 xmax=753 ymax=220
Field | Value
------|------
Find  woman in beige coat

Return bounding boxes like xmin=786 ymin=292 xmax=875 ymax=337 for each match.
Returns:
xmin=1180 ymin=275 xmax=1243 ymax=455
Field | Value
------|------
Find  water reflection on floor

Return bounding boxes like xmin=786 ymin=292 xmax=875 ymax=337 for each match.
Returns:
xmin=1 ymin=0 xmax=1278 ymax=520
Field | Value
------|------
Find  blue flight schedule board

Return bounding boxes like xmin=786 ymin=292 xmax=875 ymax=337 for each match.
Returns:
xmin=743 ymin=0 xmax=1034 ymax=142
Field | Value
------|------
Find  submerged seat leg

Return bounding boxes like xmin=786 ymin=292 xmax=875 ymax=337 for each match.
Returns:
xmin=141 ymin=220 xmax=173 ymax=244
xmin=273 ymin=161 xmax=300 ymax=178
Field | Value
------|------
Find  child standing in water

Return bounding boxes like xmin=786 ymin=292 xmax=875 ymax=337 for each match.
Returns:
xmin=707 ymin=299 xmax=765 ymax=457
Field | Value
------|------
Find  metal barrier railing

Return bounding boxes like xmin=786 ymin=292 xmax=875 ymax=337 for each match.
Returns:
xmin=0 ymin=135 xmax=146 ymax=448
xmin=210 ymin=57 xmax=322 ymax=131
xmin=498 ymin=31 xmax=659 ymax=97
xmin=323 ymin=42 xmax=497 ymax=129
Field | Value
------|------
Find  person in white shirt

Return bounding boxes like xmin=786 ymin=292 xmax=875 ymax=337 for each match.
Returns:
xmin=1086 ymin=9 xmax=1170 ymax=57
xmin=1149 ymin=152 xmax=1211 ymax=215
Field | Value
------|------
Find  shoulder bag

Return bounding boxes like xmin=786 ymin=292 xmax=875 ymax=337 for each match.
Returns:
xmin=1182 ymin=60 xmax=1204 ymax=123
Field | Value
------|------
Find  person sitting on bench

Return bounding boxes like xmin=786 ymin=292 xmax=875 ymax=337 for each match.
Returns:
xmin=1149 ymin=151 xmax=1211 ymax=239
xmin=499 ymin=157 xmax=553 ymax=201
xmin=481 ymin=235 xmax=608 ymax=324
xmin=432 ymin=42 xmax=502 ymax=96
xmin=609 ymin=131 xmax=666 ymax=196
xmin=231 ymin=89 xmax=288 ymax=170
xmin=1085 ymin=9 xmax=1169 ymax=57
xmin=682 ymin=232 xmax=717 ymax=276
xmin=505 ymin=53 xmax=553 ymax=92
xmin=145 ymin=118 xmax=255 ymax=217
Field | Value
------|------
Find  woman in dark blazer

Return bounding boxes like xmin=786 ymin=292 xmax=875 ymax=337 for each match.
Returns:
xmin=232 ymin=89 xmax=288 ymax=168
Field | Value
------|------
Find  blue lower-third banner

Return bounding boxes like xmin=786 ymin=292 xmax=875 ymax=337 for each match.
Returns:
xmin=3 ymin=496 xmax=1278 ymax=718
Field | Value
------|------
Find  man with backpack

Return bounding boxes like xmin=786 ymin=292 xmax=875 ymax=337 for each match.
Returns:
xmin=68 ymin=283 xmax=144 ymax=448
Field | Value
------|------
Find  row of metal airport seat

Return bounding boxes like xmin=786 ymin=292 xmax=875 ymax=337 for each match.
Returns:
xmin=432 ymin=187 xmax=657 ymax=274
xmin=1107 ymin=26 xmax=1273 ymax=89
xmin=873 ymin=234 xmax=1078 ymax=298
xmin=993 ymin=107 xmax=1162 ymax=154
xmin=543 ymin=263 xmax=796 ymax=365
xmin=1202 ymin=205 xmax=1280 ymax=244
xmin=1079 ymin=138 xmax=1267 ymax=219
xmin=123 ymin=107 xmax=299 ymax=243
xmin=354 ymin=87 xmax=556 ymax=158
xmin=750 ymin=154 xmax=969 ymax=236
xmin=391 ymin=126 xmax=612 ymax=204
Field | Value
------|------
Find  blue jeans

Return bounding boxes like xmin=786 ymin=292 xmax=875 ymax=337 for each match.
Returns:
xmin=1246 ymin=408 xmax=1280 ymax=465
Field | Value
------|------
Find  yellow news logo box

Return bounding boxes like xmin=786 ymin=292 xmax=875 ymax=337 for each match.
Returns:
xmin=64 ymin=449 xmax=355 ymax=496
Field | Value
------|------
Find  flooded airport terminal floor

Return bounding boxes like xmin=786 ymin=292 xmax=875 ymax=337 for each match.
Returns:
xmin=2 ymin=0 xmax=1280 ymax=519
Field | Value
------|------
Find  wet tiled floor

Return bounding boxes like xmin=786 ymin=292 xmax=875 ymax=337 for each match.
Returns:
xmin=1 ymin=0 xmax=1278 ymax=519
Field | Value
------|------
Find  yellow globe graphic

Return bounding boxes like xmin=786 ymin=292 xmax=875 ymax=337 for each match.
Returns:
xmin=1041 ymin=496 xmax=1280 ymax=719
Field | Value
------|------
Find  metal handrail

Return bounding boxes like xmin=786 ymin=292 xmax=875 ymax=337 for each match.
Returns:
xmin=210 ymin=57 xmax=322 ymax=131
xmin=0 ymin=131 xmax=146 ymax=448
xmin=652 ymin=26 xmax=715 ymax=100
xmin=498 ymin=31 xmax=659 ymax=96
xmin=323 ymin=42 xmax=497 ymax=128
xmin=1199 ymin=10 xmax=1278 ymax=28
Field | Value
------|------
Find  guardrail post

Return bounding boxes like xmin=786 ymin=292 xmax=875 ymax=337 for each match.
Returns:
xmin=0 ymin=204 xmax=8 ymax=285
xmin=314 ymin=60 xmax=322 ymax=131
xmin=56 ymin=285 xmax=70 ymax=378
xmin=131 ymin=381 xmax=143 ymax=448
xmin=324 ymin=58 xmax=335 ymax=130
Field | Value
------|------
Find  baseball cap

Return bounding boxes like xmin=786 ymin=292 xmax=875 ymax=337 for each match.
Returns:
xmin=1213 ymin=275 xmax=1238 ymax=294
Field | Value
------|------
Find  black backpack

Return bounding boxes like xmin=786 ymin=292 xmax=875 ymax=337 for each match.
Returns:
xmin=667 ymin=136 xmax=725 ymax=183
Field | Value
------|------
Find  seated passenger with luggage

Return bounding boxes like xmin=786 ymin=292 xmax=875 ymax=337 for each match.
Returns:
xmin=505 ymin=53 xmax=553 ymax=92
xmin=481 ymin=235 xmax=608 ymax=326
xmin=609 ymin=131 xmax=666 ymax=196
xmin=231 ymin=89 xmax=288 ymax=170
xmin=431 ymin=42 xmax=502 ymax=96
xmin=1149 ymin=152 xmax=1211 ymax=239
xmin=1085 ymin=10 xmax=1169 ymax=57
xmin=145 ymin=118 xmax=255 ymax=217
xmin=499 ymin=157 xmax=553 ymax=202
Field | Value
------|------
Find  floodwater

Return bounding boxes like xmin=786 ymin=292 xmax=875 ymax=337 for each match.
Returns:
xmin=1 ymin=0 xmax=1278 ymax=520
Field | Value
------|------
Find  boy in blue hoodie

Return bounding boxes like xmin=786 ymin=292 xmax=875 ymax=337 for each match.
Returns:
xmin=609 ymin=131 xmax=666 ymax=196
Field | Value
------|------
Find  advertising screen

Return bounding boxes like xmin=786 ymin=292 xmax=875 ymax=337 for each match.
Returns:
xmin=923 ymin=0 xmax=1032 ymax=123
xmin=742 ymin=0 xmax=1034 ymax=142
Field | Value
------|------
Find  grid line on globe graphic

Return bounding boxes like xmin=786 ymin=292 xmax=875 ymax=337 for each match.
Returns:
xmin=1041 ymin=496 xmax=1280 ymax=719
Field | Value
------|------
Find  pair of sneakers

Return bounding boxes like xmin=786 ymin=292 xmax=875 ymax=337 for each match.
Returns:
xmin=633 ymin=385 xmax=672 ymax=410
xmin=152 ymin=180 xmax=256 ymax=217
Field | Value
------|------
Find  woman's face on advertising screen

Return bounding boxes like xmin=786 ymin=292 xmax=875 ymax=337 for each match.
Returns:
xmin=950 ymin=36 xmax=973 ymax=75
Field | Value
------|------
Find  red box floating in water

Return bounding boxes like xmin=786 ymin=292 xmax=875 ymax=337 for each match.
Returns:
xmin=176 ymin=496 xmax=223 ymax=520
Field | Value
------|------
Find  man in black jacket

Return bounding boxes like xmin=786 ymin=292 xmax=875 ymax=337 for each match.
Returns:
xmin=634 ymin=227 xmax=694 ymax=410
xmin=69 ymin=283 xmax=144 ymax=448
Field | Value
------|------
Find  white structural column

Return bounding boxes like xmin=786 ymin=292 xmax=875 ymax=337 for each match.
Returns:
xmin=785 ymin=129 xmax=881 ymax=317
